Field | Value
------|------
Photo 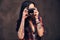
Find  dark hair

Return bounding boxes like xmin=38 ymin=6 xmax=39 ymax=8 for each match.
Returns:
xmin=16 ymin=1 xmax=40 ymax=32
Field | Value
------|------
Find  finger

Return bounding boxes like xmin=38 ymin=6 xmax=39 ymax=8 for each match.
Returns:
xmin=24 ymin=8 xmax=28 ymax=12
xmin=34 ymin=10 xmax=39 ymax=16
xmin=34 ymin=7 xmax=39 ymax=13
xmin=24 ymin=9 xmax=28 ymax=14
xmin=34 ymin=8 xmax=39 ymax=13
xmin=34 ymin=10 xmax=38 ymax=13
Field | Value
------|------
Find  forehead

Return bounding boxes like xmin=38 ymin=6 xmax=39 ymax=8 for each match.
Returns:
xmin=29 ymin=3 xmax=35 ymax=9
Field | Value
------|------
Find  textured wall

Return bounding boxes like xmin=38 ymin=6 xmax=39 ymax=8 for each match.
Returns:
xmin=0 ymin=0 xmax=60 ymax=40
xmin=0 ymin=0 xmax=24 ymax=40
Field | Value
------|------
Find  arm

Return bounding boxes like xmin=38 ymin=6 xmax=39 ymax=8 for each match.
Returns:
xmin=17 ymin=8 xmax=28 ymax=39
xmin=18 ymin=18 xmax=25 ymax=39
xmin=36 ymin=17 xmax=44 ymax=37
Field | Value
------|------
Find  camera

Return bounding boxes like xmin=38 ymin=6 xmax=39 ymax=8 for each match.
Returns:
xmin=27 ymin=8 xmax=35 ymax=20
xmin=28 ymin=8 xmax=35 ymax=16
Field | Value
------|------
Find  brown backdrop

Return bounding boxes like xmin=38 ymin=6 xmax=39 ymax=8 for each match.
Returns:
xmin=0 ymin=0 xmax=60 ymax=40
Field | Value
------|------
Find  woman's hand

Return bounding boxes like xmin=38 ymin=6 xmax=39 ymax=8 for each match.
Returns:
xmin=34 ymin=7 xmax=39 ymax=19
xmin=18 ymin=8 xmax=28 ymax=39
xmin=34 ymin=7 xmax=44 ymax=37
xmin=22 ymin=8 xmax=28 ymax=19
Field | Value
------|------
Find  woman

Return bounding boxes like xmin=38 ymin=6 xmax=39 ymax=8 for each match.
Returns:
xmin=16 ymin=1 xmax=44 ymax=40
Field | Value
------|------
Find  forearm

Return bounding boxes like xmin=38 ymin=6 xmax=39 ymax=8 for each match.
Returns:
xmin=36 ymin=19 xmax=44 ymax=37
xmin=18 ymin=18 xmax=25 ymax=39
xmin=37 ymin=23 xmax=44 ymax=37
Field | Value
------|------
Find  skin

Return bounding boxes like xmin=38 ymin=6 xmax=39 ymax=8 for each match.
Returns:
xmin=18 ymin=3 xmax=44 ymax=40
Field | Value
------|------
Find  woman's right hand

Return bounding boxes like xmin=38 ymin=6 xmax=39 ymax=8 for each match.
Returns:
xmin=18 ymin=8 xmax=28 ymax=39
xmin=22 ymin=8 xmax=28 ymax=19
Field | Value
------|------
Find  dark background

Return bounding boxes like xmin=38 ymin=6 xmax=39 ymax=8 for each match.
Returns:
xmin=0 ymin=0 xmax=60 ymax=40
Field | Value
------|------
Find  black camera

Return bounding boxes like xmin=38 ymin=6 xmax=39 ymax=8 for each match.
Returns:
xmin=27 ymin=8 xmax=35 ymax=20
xmin=28 ymin=8 xmax=35 ymax=16
xmin=27 ymin=8 xmax=36 ymax=25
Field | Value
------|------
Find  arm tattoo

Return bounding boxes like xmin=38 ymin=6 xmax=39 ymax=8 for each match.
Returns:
xmin=37 ymin=23 xmax=42 ymax=29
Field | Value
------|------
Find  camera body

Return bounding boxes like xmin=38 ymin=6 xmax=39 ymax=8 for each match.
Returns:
xmin=28 ymin=8 xmax=35 ymax=16
xmin=27 ymin=8 xmax=35 ymax=21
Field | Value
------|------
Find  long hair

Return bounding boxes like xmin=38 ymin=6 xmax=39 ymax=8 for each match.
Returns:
xmin=16 ymin=1 xmax=40 ymax=32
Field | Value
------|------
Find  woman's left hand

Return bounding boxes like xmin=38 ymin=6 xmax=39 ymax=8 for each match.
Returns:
xmin=34 ymin=7 xmax=39 ymax=19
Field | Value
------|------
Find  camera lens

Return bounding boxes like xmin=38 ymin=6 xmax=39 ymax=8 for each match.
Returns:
xmin=28 ymin=8 xmax=35 ymax=16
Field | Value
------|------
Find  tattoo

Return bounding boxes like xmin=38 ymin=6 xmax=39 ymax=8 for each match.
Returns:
xmin=37 ymin=23 xmax=42 ymax=29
